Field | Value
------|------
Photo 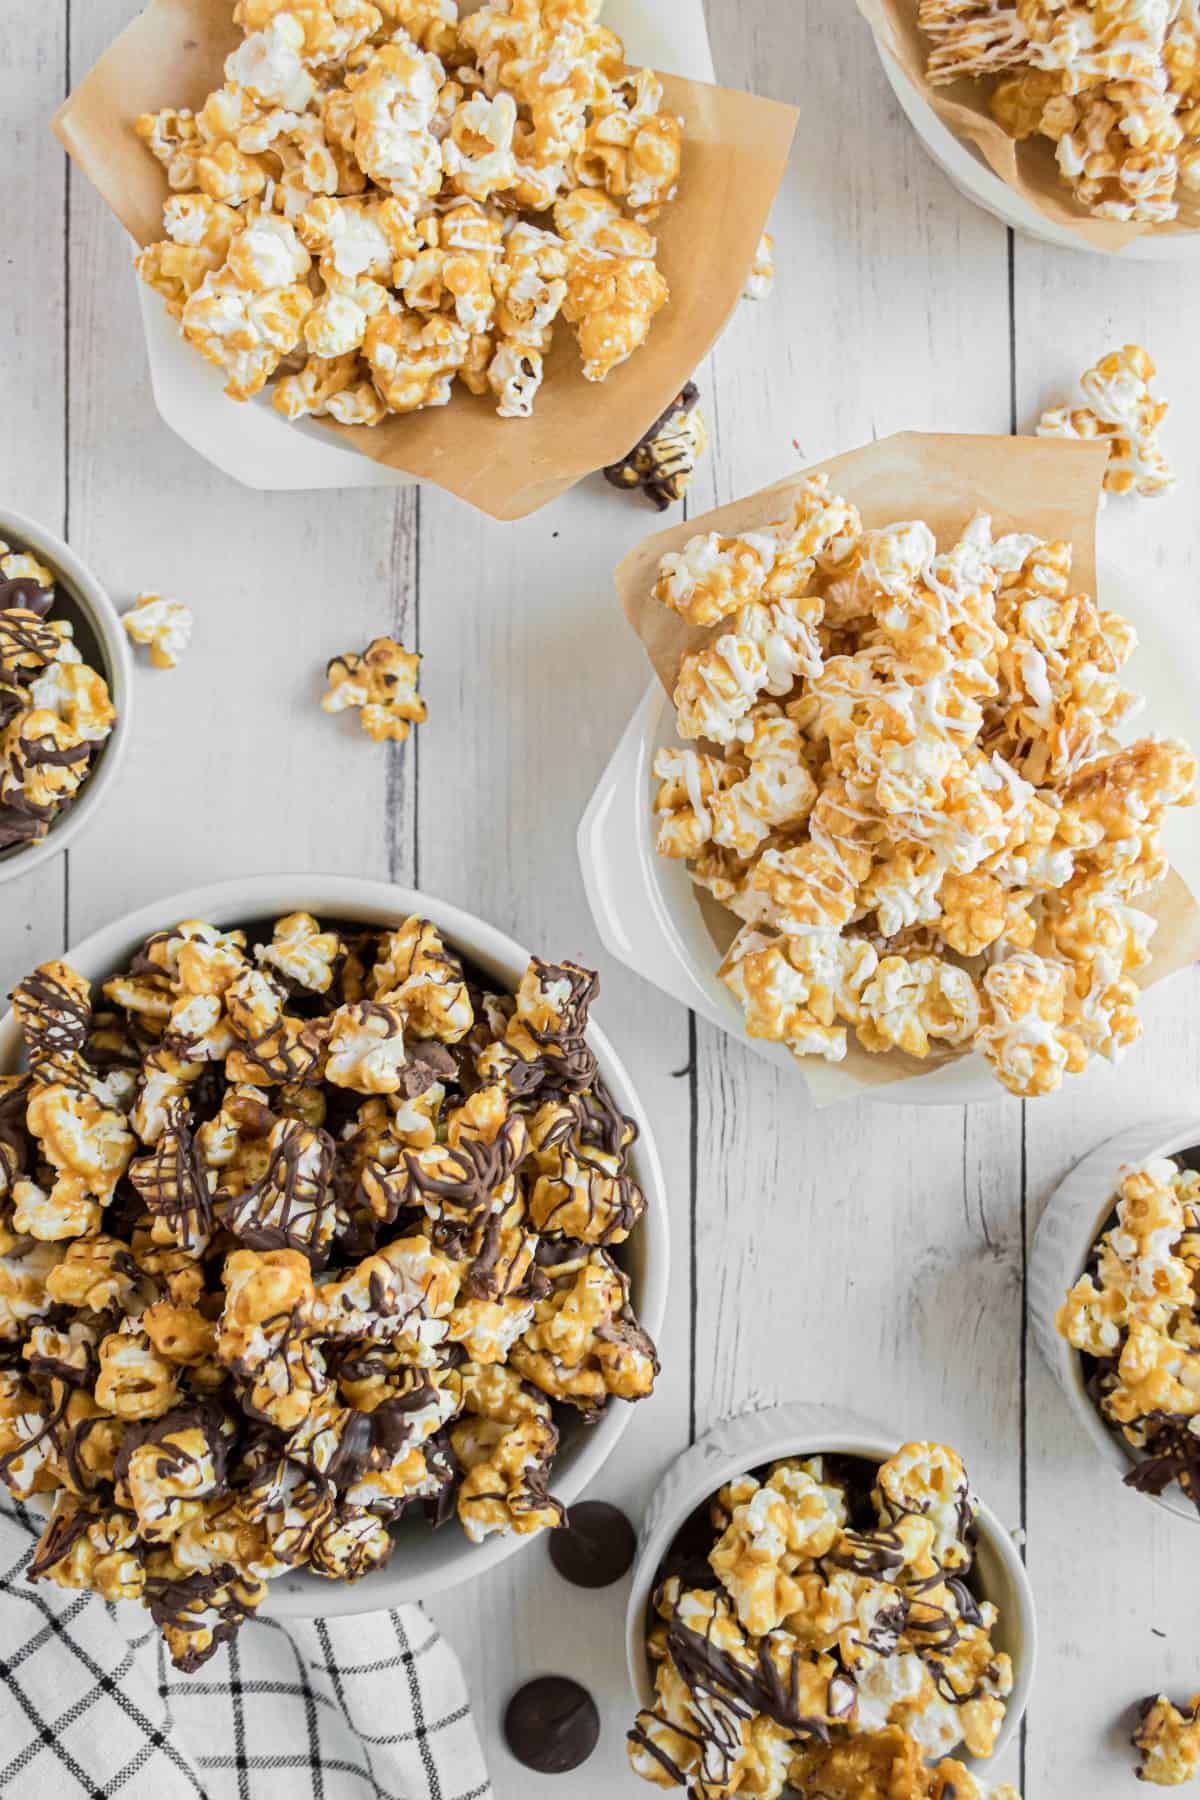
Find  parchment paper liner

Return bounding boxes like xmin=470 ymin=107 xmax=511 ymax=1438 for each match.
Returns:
xmin=617 ymin=431 xmax=1200 ymax=1102
xmin=52 ymin=0 xmax=798 ymax=520
xmin=857 ymin=0 xmax=1200 ymax=254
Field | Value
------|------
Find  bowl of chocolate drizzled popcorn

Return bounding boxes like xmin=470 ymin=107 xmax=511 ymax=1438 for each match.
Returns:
xmin=0 ymin=875 xmax=668 ymax=1669
xmin=624 ymin=1401 xmax=1036 ymax=1800
xmin=0 ymin=506 xmax=131 ymax=881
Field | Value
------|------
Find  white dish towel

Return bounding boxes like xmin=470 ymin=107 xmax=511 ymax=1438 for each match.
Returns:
xmin=0 ymin=1501 xmax=492 ymax=1800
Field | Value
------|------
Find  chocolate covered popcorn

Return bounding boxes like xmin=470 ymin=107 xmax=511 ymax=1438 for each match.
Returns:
xmin=322 ymin=635 xmax=426 ymax=741
xmin=604 ymin=381 xmax=708 ymax=512
xmin=648 ymin=473 xmax=1196 ymax=1097
xmin=0 ymin=913 xmax=656 ymax=1667
xmin=918 ymin=0 xmax=1200 ymax=224
xmin=1057 ymin=1155 xmax=1200 ymax=1510
xmin=135 ymin=0 xmax=682 ymax=423
xmin=0 ymin=542 xmax=115 ymax=853
xmin=1134 ymin=1694 xmax=1200 ymax=1785
xmin=627 ymin=1444 xmax=1022 ymax=1800
xmin=1037 ymin=344 xmax=1176 ymax=499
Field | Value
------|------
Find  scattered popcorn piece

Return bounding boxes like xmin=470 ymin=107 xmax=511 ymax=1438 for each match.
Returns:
xmin=1036 ymin=344 xmax=1176 ymax=499
xmin=1134 ymin=1694 xmax=1200 ymax=1786
xmin=742 ymin=230 xmax=775 ymax=301
xmin=626 ymin=1441 xmax=1021 ymax=1799
xmin=135 ymin=0 xmax=686 ymax=422
xmin=121 ymin=592 xmax=195 ymax=670
xmin=919 ymin=0 xmax=1200 ymax=224
xmin=321 ymin=634 xmax=427 ymax=742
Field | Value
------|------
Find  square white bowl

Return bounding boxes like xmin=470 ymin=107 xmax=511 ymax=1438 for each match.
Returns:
xmin=872 ymin=35 xmax=1200 ymax=262
xmin=133 ymin=0 xmax=717 ymax=489
xmin=579 ymin=558 xmax=1200 ymax=1108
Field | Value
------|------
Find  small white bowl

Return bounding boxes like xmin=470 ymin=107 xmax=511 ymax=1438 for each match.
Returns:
xmin=874 ymin=37 xmax=1200 ymax=262
xmin=0 ymin=873 xmax=670 ymax=1610
xmin=1029 ymin=1115 xmax=1200 ymax=1524
xmin=0 ymin=505 xmax=133 ymax=885
xmin=625 ymin=1400 xmax=1036 ymax=1769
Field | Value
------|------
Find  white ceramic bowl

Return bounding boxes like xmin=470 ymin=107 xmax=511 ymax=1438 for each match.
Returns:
xmin=1029 ymin=1116 xmax=1200 ymax=1524
xmin=581 ymin=559 xmax=1200 ymax=1108
xmin=0 ymin=873 xmax=670 ymax=1611
xmin=0 ymin=506 xmax=133 ymax=885
xmin=624 ymin=1401 xmax=1036 ymax=1769
xmin=874 ymin=37 xmax=1200 ymax=262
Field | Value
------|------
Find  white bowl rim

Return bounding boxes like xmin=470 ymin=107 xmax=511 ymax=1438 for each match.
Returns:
xmin=623 ymin=1400 xmax=1037 ymax=1768
xmin=0 ymin=504 xmax=134 ymax=886
xmin=871 ymin=32 xmax=1200 ymax=261
xmin=0 ymin=872 xmax=670 ymax=1611
xmin=1030 ymin=1114 xmax=1200 ymax=1524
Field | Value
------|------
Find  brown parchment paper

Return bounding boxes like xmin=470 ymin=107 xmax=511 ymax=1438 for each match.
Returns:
xmin=617 ymin=431 xmax=1200 ymax=1101
xmin=857 ymin=0 xmax=1200 ymax=253
xmin=51 ymin=0 xmax=798 ymax=521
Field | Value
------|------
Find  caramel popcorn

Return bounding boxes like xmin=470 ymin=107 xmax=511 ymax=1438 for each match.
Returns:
xmin=918 ymin=0 xmax=1200 ymax=223
xmin=135 ymin=0 xmax=682 ymax=421
xmin=0 ymin=911 xmax=655 ymax=1668
xmin=1057 ymin=1156 xmax=1200 ymax=1511
xmin=322 ymin=634 xmax=426 ymax=742
xmin=1134 ymin=1694 xmax=1200 ymax=1785
xmin=121 ymin=592 xmax=195 ymax=669
xmin=1037 ymin=344 xmax=1176 ymax=498
xmin=627 ymin=1443 xmax=1020 ymax=1800
xmin=648 ymin=474 xmax=1196 ymax=1097
xmin=0 ymin=540 xmax=115 ymax=853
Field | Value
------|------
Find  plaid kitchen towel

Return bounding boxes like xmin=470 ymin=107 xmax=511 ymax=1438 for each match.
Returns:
xmin=0 ymin=1501 xmax=492 ymax=1800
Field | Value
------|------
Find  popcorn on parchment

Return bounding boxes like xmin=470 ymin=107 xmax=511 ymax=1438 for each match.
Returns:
xmin=1133 ymin=1694 xmax=1200 ymax=1786
xmin=742 ymin=229 xmax=776 ymax=301
xmin=135 ymin=0 xmax=685 ymax=421
xmin=648 ymin=475 xmax=1195 ymax=1098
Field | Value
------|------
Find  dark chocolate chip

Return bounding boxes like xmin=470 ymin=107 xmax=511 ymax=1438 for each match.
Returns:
xmin=548 ymin=1501 xmax=636 ymax=1590
xmin=503 ymin=1676 xmax=600 ymax=1775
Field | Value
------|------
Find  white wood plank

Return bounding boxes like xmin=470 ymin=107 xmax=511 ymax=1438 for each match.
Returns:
xmin=63 ymin=0 xmax=415 ymax=937
xmin=684 ymin=3 xmax=1026 ymax=1793
xmin=1014 ymin=243 xmax=1200 ymax=1800
xmin=418 ymin=481 xmax=695 ymax=1797
xmin=0 ymin=1 xmax=69 ymax=993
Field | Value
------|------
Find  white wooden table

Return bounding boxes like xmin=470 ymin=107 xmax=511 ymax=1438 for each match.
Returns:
xmin=3 ymin=4 xmax=1200 ymax=1796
